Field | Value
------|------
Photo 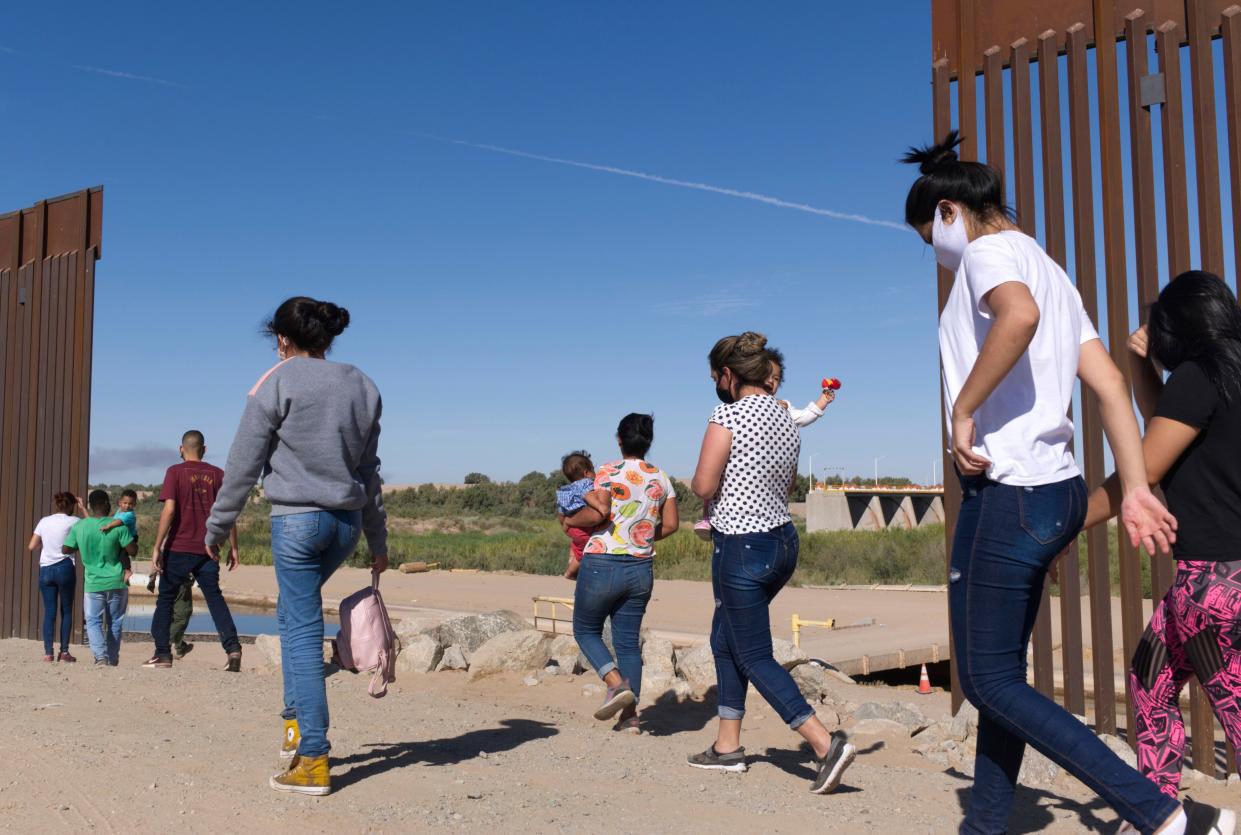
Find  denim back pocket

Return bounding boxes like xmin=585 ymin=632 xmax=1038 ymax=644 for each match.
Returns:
xmin=1017 ymin=484 xmax=1073 ymax=546
xmin=278 ymin=514 xmax=320 ymax=543
xmin=739 ymin=534 xmax=780 ymax=581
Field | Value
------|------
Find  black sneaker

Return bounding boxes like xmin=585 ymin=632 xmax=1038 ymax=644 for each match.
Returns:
xmin=143 ymin=655 xmax=172 ymax=669
xmin=225 ymin=652 xmax=242 ymax=673
xmin=174 ymin=642 xmax=194 ymax=659
xmin=686 ymin=745 xmax=748 ymax=773
xmin=1185 ymin=799 xmax=1237 ymax=835
xmin=810 ymin=731 xmax=856 ymax=795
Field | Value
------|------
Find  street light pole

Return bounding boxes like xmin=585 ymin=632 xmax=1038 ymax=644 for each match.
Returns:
xmin=874 ymin=456 xmax=885 ymax=489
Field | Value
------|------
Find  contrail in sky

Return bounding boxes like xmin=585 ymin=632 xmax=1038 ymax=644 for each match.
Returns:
xmin=414 ymin=133 xmax=908 ymax=232
xmin=72 ymin=64 xmax=188 ymax=89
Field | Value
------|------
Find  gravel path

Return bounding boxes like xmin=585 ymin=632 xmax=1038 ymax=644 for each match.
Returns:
xmin=0 ymin=637 xmax=1228 ymax=833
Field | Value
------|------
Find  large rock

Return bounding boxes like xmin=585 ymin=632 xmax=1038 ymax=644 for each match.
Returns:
xmin=640 ymin=635 xmax=678 ymax=700
xmin=1098 ymin=733 xmax=1137 ymax=769
xmin=1017 ymin=748 xmax=1060 ymax=786
xmin=851 ymin=718 xmax=911 ymax=737
xmin=548 ymin=635 xmax=581 ymax=674
xmin=467 ymin=630 xmax=554 ymax=681
xmin=393 ymin=612 xmax=449 ymax=645
xmin=949 ymin=702 xmax=979 ymax=741
xmin=791 ymin=662 xmax=844 ymax=707
xmin=674 ymin=642 xmax=717 ymax=695
xmin=436 ymin=645 xmax=469 ymax=671
xmin=853 ymin=701 xmax=929 ymax=734
xmin=394 ymin=634 xmax=442 ymax=674
xmin=432 ymin=610 xmax=528 ymax=659
xmin=255 ymin=634 xmax=282 ymax=667
xmin=772 ymin=638 xmax=808 ymax=670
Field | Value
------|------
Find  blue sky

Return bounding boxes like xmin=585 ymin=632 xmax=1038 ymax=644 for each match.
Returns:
xmin=3 ymin=2 xmax=945 ymax=486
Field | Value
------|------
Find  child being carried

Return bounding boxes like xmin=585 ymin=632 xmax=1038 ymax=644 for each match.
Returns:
xmin=556 ymin=451 xmax=608 ymax=580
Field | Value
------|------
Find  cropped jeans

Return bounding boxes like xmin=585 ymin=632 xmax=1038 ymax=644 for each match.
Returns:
xmin=711 ymin=522 xmax=814 ymax=729
xmin=39 ymin=559 xmax=76 ymax=655
xmin=273 ymin=509 xmax=361 ymax=758
xmin=84 ymin=587 xmax=128 ymax=665
xmin=573 ymin=553 xmax=653 ymax=698
xmin=952 ymin=474 xmax=1179 ymax=835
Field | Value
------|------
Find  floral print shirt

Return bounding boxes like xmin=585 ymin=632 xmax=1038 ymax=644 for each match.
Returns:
xmin=583 ymin=459 xmax=675 ymax=559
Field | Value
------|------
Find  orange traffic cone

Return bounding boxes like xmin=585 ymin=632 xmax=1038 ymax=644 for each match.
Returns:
xmin=917 ymin=663 xmax=932 ymax=695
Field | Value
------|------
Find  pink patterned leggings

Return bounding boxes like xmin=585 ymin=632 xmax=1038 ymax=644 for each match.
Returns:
xmin=1128 ymin=559 xmax=1241 ymax=797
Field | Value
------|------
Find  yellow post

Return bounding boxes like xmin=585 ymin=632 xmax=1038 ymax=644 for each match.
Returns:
xmin=791 ymin=613 xmax=835 ymax=648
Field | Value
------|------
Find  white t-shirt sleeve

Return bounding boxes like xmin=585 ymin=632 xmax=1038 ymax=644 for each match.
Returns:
xmin=1078 ymin=304 xmax=1101 ymax=344
xmin=961 ymin=237 xmax=1030 ymax=319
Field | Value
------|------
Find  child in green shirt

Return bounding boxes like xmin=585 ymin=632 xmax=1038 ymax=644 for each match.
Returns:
xmin=63 ymin=490 xmax=138 ymax=665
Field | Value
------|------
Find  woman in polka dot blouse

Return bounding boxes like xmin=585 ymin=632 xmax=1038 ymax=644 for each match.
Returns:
xmin=684 ymin=331 xmax=856 ymax=794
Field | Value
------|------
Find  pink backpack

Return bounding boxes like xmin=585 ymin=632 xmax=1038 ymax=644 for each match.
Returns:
xmin=331 ymin=573 xmax=401 ymax=698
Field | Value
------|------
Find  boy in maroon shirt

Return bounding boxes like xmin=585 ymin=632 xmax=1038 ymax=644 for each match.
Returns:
xmin=145 ymin=430 xmax=243 ymax=670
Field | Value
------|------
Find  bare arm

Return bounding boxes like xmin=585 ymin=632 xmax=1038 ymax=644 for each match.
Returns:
xmin=1081 ymin=417 xmax=1201 ymax=531
xmin=950 ymin=282 xmax=1041 ymax=475
xmin=564 ymin=491 xmax=609 ymax=528
xmin=1126 ymin=325 xmax=1163 ymax=424
xmin=151 ymin=500 xmax=175 ymax=569
xmin=692 ymin=423 xmax=732 ymax=501
xmin=1078 ymin=339 xmax=1177 ymax=554
xmin=28 ymin=533 xmax=41 ymax=553
xmin=227 ymin=526 xmax=240 ymax=571
xmin=654 ymin=496 xmax=679 ymax=541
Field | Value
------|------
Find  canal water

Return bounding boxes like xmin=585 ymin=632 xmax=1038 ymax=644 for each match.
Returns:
xmin=124 ymin=603 xmax=340 ymax=638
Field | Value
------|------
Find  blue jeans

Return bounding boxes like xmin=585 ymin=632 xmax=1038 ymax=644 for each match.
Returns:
xmin=273 ymin=509 xmax=361 ymax=758
xmin=572 ymin=554 xmax=653 ymax=697
xmin=952 ymin=475 xmax=1179 ymax=835
xmin=84 ymin=588 xmax=128 ymax=665
xmin=40 ymin=559 xmax=76 ymax=655
xmin=152 ymin=552 xmax=242 ymax=657
xmin=711 ymin=522 xmax=813 ymax=729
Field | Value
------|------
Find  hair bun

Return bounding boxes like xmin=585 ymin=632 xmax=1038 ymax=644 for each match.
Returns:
xmin=902 ymin=129 xmax=965 ymax=175
xmin=736 ymin=331 xmax=768 ymax=353
xmin=317 ymin=301 xmax=351 ymax=336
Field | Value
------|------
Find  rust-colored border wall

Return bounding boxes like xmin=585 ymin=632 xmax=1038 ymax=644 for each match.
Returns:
xmin=932 ymin=1 xmax=1240 ymax=776
xmin=0 ymin=187 xmax=102 ymax=641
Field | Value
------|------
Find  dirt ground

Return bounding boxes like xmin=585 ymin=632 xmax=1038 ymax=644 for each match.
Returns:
xmin=1 ymin=638 xmax=1232 ymax=833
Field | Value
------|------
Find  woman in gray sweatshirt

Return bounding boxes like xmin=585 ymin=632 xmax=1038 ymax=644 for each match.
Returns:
xmin=205 ymin=296 xmax=388 ymax=797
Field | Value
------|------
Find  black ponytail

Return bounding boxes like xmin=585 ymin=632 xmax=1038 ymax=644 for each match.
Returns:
xmin=617 ymin=413 xmax=654 ymax=459
xmin=901 ymin=130 xmax=1012 ymax=227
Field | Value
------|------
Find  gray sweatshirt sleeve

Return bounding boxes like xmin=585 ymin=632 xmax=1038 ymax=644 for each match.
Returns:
xmin=357 ymin=398 xmax=388 ymax=555
xmin=205 ymin=391 xmax=280 ymax=547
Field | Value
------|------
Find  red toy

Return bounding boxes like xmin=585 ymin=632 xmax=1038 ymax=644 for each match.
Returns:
xmin=821 ymin=377 xmax=843 ymax=391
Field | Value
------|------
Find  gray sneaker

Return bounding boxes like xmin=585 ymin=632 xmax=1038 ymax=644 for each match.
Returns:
xmin=593 ymin=682 xmax=635 ymax=721
xmin=810 ymin=732 xmax=856 ymax=794
xmin=687 ymin=745 xmax=748 ymax=773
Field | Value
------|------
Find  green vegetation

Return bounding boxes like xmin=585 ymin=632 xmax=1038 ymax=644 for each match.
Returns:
xmin=93 ymin=478 xmax=1157 ymax=594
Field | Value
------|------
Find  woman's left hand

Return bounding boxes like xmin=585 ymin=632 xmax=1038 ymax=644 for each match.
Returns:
xmin=1120 ymin=486 xmax=1177 ymax=556
xmin=371 ymin=553 xmax=389 ymax=574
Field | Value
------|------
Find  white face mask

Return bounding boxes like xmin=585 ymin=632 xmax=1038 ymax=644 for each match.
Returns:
xmin=932 ymin=203 xmax=969 ymax=272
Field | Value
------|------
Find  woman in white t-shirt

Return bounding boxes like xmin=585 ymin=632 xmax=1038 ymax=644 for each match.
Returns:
xmin=904 ymin=132 xmax=1219 ymax=834
xmin=28 ymin=492 xmax=84 ymax=663
xmin=684 ymin=332 xmax=856 ymax=796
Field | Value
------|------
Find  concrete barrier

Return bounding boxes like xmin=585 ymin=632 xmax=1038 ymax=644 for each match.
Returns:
xmin=806 ymin=490 xmax=944 ymax=533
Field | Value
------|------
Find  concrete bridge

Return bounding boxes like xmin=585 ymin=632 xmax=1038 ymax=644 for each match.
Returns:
xmin=806 ymin=488 xmax=945 ymax=532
